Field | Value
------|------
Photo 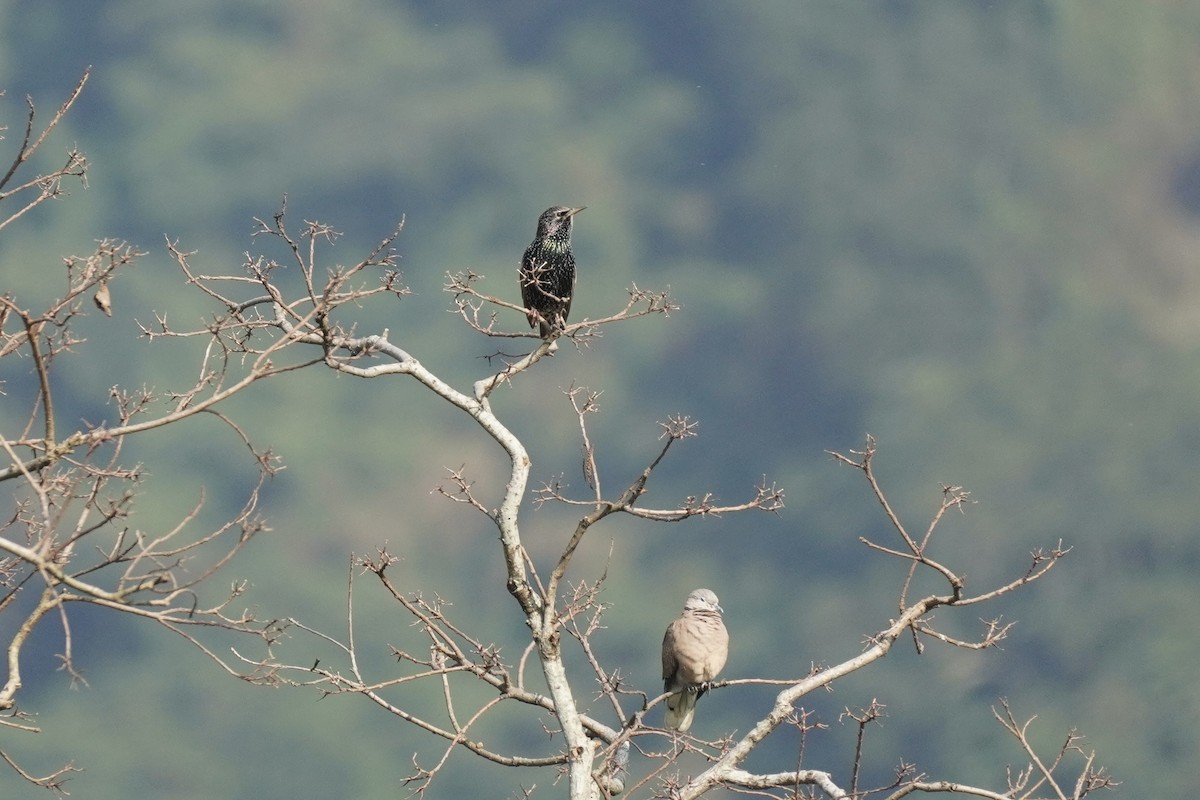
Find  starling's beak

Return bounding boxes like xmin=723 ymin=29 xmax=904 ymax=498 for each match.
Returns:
xmin=567 ymin=206 xmax=586 ymax=217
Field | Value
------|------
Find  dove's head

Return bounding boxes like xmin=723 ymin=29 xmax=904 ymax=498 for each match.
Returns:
xmin=683 ymin=588 xmax=723 ymax=615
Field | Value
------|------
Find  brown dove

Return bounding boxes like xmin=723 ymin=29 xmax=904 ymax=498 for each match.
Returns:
xmin=661 ymin=588 xmax=729 ymax=732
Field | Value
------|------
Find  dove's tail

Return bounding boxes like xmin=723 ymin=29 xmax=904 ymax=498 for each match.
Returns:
xmin=664 ymin=688 xmax=699 ymax=732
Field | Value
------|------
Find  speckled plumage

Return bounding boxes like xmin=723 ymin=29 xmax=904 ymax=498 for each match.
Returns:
xmin=661 ymin=588 xmax=729 ymax=732
xmin=519 ymin=206 xmax=584 ymax=338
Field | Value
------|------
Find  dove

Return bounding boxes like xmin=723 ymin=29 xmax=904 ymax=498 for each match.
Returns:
xmin=661 ymin=588 xmax=728 ymax=732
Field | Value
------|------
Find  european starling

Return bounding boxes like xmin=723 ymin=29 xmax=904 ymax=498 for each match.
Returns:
xmin=519 ymin=206 xmax=585 ymax=338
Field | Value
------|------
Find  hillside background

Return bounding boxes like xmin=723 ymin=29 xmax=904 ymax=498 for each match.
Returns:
xmin=1 ymin=1 xmax=1196 ymax=797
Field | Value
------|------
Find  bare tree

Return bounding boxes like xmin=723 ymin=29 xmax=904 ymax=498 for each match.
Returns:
xmin=216 ymin=222 xmax=1111 ymax=798
xmin=0 ymin=73 xmax=1113 ymax=799
xmin=0 ymin=71 xmax=287 ymax=793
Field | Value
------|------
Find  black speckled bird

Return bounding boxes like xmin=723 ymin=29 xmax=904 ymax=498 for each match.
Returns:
xmin=519 ymin=206 xmax=585 ymax=338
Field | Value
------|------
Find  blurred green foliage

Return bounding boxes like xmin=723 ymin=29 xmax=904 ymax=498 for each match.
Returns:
xmin=1 ymin=0 xmax=1197 ymax=796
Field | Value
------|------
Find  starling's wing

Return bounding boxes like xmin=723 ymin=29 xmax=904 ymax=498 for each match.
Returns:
xmin=560 ymin=251 xmax=577 ymax=324
xmin=519 ymin=245 xmax=540 ymax=330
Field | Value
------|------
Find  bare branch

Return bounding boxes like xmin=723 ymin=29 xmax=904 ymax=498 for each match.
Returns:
xmin=0 ymin=68 xmax=91 ymax=234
